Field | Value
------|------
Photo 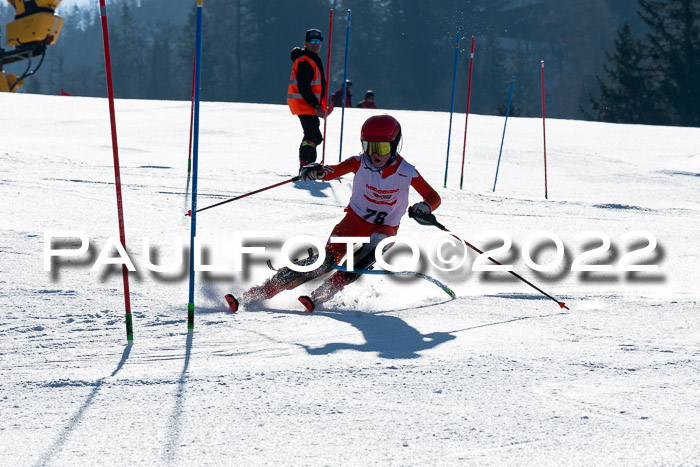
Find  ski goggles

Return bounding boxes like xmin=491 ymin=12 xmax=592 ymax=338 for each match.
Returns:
xmin=308 ymin=39 xmax=322 ymax=45
xmin=362 ymin=141 xmax=392 ymax=156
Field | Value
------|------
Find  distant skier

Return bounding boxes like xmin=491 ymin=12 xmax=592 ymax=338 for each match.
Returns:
xmin=225 ymin=114 xmax=441 ymax=313
xmin=329 ymin=80 xmax=353 ymax=109
xmin=287 ymin=28 xmax=330 ymax=166
xmin=357 ymin=90 xmax=377 ymax=109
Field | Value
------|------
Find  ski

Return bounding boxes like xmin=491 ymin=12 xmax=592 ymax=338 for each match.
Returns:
xmin=298 ymin=295 xmax=315 ymax=312
xmin=331 ymin=265 xmax=456 ymax=299
xmin=225 ymin=294 xmax=239 ymax=313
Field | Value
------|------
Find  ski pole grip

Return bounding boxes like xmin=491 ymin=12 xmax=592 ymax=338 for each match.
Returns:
xmin=408 ymin=208 xmax=444 ymax=229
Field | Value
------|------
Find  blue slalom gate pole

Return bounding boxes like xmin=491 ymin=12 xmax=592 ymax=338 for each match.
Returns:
xmin=443 ymin=32 xmax=460 ymax=188
xmin=187 ymin=0 xmax=203 ymax=333
xmin=338 ymin=9 xmax=351 ymax=162
xmin=493 ymin=76 xmax=515 ymax=193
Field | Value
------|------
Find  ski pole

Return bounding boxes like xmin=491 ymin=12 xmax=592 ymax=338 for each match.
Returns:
xmin=186 ymin=176 xmax=300 ymax=216
xmin=408 ymin=211 xmax=569 ymax=310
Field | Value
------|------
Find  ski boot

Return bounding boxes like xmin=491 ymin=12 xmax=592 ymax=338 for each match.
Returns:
xmin=298 ymin=270 xmax=354 ymax=312
xmin=298 ymin=234 xmax=389 ymax=311
xmin=225 ymin=253 xmax=333 ymax=312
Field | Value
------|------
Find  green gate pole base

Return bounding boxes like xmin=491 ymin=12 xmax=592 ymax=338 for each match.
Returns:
xmin=125 ymin=313 xmax=134 ymax=343
xmin=187 ymin=302 xmax=194 ymax=333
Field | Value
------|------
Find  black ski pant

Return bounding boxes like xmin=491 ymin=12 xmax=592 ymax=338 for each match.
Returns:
xmin=298 ymin=114 xmax=323 ymax=165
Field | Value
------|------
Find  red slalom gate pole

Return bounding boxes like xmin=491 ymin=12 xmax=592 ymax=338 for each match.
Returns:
xmin=541 ymin=60 xmax=548 ymax=199
xmin=459 ymin=36 xmax=475 ymax=190
xmin=99 ymin=0 xmax=133 ymax=343
xmin=321 ymin=9 xmax=334 ymax=165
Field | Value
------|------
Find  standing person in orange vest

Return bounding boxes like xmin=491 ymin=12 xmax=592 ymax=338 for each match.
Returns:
xmin=287 ymin=28 xmax=331 ymax=167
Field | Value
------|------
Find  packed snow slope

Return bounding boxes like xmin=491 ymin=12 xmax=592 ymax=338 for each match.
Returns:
xmin=1 ymin=93 xmax=699 ymax=465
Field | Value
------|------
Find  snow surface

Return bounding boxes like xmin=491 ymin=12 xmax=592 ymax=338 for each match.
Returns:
xmin=1 ymin=93 xmax=699 ymax=465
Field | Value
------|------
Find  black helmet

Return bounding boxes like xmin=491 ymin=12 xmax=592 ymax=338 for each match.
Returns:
xmin=365 ymin=90 xmax=374 ymax=98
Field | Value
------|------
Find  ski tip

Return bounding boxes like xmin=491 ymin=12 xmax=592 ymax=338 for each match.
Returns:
xmin=298 ymin=295 xmax=315 ymax=313
xmin=225 ymin=294 xmax=239 ymax=313
xmin=185 ymin=210 xmax=192 ymax=217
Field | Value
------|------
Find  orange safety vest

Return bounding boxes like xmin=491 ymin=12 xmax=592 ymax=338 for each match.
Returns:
xmin=287 ymin=56 xmax=323 ymax=115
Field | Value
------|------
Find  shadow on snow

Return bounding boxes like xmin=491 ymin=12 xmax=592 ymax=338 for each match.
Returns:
xmin=34 ymin=345 xmax=132 ymax=466
xmin=292 ymin=179 xmax=334 ymax=198
xmin=299 ymin=308 xmax=456 ymax=360
xmin=165 ymin=332 xmax=193 ymax=462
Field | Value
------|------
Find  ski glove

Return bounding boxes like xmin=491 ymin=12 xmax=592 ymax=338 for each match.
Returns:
xmin=408 ymin=202 xmax=434 ymax=225
xmin=409 ymin=201 xmax=432 ymax=216
xmin=299 ymin=163 xmax=328 ymax=182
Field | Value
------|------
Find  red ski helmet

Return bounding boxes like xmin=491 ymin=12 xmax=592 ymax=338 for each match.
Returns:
xmin=361 ymin=114 xmax=401 ymax=143
xmin=360 ymin=114 xmax=402 ymax=161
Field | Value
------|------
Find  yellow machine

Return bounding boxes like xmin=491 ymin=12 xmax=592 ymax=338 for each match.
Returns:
xmin=1 ymin=0 xmax=63 ymax=92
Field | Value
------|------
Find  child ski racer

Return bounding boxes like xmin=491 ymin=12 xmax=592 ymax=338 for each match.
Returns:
xmin=226 ymin=114 xmax=441 ymax=312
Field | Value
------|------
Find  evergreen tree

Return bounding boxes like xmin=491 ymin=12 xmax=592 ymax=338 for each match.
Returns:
xmin=638 ymin=0 xmax=700 ymax=126
xmin=592 ymin=0 xmax=700 ymax=126
xmin=509 ymin=39 xmax=537 ymax=117
xmin=471 ymin=25 xmax=508 ymax=115
xmin=588 ymin=23 xmax=656 ymax=124
xmin=333 ymin=0 xmax=400 ymax=109
xmin=147 ymin=23 xmax=179 ymax=100
xmin=110 ymin=0 xmax=146 ymax=98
